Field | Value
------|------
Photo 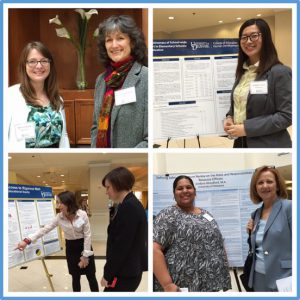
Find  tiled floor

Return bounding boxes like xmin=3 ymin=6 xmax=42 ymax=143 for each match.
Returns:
xmin=8 ymin=241 xmax=147 ymax=292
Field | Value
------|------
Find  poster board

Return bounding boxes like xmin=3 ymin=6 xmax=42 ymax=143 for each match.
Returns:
xmin=153 ymin=169 xmax=260 ymax=267
xmin=153 ymin=39 xmax=239 ymax=140
xmin=8 ymin=184 xmax=61 ymax=268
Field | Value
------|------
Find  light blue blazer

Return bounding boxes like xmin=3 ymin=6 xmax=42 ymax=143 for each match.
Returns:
xmin=248 ymin=198 xmax=292 ymax=290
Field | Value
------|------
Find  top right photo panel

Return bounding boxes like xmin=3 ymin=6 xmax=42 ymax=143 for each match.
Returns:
xmin=153 ymin=8 xmax=293 ymax=148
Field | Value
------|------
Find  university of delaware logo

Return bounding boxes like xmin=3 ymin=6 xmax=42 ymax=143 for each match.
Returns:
xmin=191 ymin=41 xmax=210 ymax=50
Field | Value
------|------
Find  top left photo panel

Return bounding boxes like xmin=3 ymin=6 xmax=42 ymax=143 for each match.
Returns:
xmin=6 ymin=7 xmax=148 ymax=150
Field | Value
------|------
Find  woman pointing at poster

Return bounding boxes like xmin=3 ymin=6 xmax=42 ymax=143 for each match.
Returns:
xmin=224 ymin=18 xmax=292 ymax=148
xmin=16 ymin=191 xmax=99 ymax=292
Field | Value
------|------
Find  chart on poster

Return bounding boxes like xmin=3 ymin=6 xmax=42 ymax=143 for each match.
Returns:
xmin=8 ymin=184 xmax=61 ymax=268
xmin=153 ymin=39 xmax=239 ymax=140
xmin=153 ymin=169 xmax=260 ymax=267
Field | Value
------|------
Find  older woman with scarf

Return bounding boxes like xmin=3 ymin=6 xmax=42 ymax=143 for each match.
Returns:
xmin=91 ymin=15 xmax=148 ymax=148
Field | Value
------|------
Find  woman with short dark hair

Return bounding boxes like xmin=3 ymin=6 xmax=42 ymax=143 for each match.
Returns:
xmin=224 ymin=18 xmax=292 ymax=148
xmin=8 ymin=41 xmax=69 ymax=149
xmin=246 ymin=166 xmax=292 ymax=291
xmin=101 ymin=167 xmax=148 ymax=291
xmin=91 ymin=15 xmax=148 ymax=148
xmin=16 ymin=191 xmax=99 ymax=292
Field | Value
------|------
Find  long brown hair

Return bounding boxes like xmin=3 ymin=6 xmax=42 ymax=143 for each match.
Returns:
xmin=235 ymin=18 xmax=281 ymax=81
xmin=18 ymin=41 xmax=62 ymax=111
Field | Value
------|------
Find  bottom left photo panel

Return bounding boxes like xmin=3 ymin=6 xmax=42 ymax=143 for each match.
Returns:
xmin=7 ymin=153 xmax=148 ymax=293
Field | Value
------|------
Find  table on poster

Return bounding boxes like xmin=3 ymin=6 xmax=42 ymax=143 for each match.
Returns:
xmin=153 ymin=169 xmax=260 ymax=267
xmin=153 ymin=39 xmax=239 ymax=141
xmin=8 ymin=184 xmax=61 ymax=268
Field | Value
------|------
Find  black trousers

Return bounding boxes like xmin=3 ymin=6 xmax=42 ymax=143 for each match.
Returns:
xmin=233 ymin=136 xmax=248 ymax=148
xmin=103 ymin=274 xmax=142 ymax=292
xmin=72 ymin=273 xmax=99 ymax=292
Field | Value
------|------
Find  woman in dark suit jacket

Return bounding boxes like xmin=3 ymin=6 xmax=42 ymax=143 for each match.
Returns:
xmin=90 ymin=15 xmax=148 ymax=148
xmin=224 ymin=18 xmax=292 ymax=148
xmin=101 ymin=167 xmax=148 ymax=292
xmin=246 ymin=166 xmax=292 ymax=291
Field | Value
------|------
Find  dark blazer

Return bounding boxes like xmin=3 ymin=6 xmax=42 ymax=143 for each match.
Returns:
xmin=228 ymin=64 xmax=292 ymax=148
xmin=104 ymin=192 xmax=148 ymax=283
xmin=248 ymin=199 xmax=292 ymax=290
xmin=91 ymin=62 xmax=148 ymax=148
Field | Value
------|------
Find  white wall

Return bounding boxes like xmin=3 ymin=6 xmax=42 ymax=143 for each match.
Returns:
xmin=154 ymin=153 xmax=292 ymax=174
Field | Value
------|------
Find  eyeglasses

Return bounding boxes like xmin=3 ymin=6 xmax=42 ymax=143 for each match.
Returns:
xmin=240 ymin=32 xmax=261 ymax=43
xmin=26 ymin=59 xmax=51 ymax=68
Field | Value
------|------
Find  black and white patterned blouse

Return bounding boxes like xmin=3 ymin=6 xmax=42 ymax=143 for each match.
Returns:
xmin=153 ymin=205 xmax=231 ymax=292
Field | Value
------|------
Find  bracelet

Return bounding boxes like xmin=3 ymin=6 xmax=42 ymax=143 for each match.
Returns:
xmin=23 ymin=238 xmax=31 ymax=245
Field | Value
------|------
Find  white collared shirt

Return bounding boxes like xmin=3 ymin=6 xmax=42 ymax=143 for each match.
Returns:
xmin=28 ymin=209 xmax=93 ymax=257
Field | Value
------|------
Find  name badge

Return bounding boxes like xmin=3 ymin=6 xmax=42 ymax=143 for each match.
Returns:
xmin=115 ymin=87 xmax=137 ymax=106
xmin=203 ymin=213 xmax=213 ymax=222
xmin=15 ymin=122 xmax=35 ymax=141
xmin=250 ymin=80 xmax=268 ymax=94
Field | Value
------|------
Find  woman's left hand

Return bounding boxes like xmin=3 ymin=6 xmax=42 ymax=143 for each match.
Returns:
xmin=78 ymin=256 xmax=89 ymax=268
xmin=101 ymin=277 xmax=108 ymax=287
xmin=227 ymin=124 xmax=246 ymax=138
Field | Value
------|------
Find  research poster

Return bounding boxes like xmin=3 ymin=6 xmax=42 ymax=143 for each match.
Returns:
xmin=153 ymin=39 xmax=238 ymax=140
xmin=153 ymin=169 xmax=259 ymax=267
xmin=8 ymin=184 xmax=61 ymax=268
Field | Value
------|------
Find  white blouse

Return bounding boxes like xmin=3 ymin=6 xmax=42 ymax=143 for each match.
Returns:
xmin=28 ymin=209 xmax=93 ymax=257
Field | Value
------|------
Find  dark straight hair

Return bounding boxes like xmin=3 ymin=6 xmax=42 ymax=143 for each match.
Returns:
xmin=236 ymin=18 xmax=281 ymax=81
xmin=57 ymin=191 xmax=79 ymax=215
xmin=102 ymin=166 xmax=135 ymax=192
xmin=173 ymin=175 xmax=196 ymax=194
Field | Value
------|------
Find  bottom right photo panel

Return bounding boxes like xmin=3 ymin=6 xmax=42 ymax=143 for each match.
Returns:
xmin=153 ymin=152 xmax=293 ymax=293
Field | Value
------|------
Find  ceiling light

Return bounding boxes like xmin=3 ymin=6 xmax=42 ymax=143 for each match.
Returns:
xmin=285 ymin=180 xmax=292 ymax=184
xmin=218 ymin=20 xmax=223 ymax=24
xmin=8 ymin=156 xmax=12 ymax=159
xmin=257 ymin=14 xmax=262 ymax=17
xmin=236 ymin=17 xmax=241 ymax=21
xmin=60 ymin=174 xmax=65 ymax=177
xmin=37 ymin=175 xmax=41 ymax=178
xmin=168 ymin=16 xmax=174 ymax=20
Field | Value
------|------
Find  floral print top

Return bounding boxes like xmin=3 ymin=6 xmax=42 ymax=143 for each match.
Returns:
xmin=26 ymin=105 xmax=63 ymax=148
xmin=153 ymin=206 xmax=232 ymax=292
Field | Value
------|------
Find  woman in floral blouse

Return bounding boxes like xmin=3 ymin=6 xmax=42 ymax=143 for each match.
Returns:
xmin=153 ymin=175 xmax=231 ymax=292
xmin=8 ymin=41 xmax=69 ymax=149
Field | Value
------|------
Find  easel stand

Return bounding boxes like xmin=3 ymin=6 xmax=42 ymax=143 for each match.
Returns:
xmin=41 ymin=258 xmax=55 ymax=292
xmin=232 ymin=267 xmax=242 ymax=292
xmin=165 ymin=136 xmax=201 ymax=148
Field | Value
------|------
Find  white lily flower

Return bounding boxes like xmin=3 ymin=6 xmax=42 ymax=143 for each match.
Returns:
xmin=49 ymin=15 xmax=62 ymax=26
xmin=56 ymin=27 xmax=71 ymax=39
xmin=85 ymin=9 xmax=98 ymax=21
xmin=93 ymin=28 xmax=99 ymax=38
xmin=75 ymin=9 xmax=85 ymax=19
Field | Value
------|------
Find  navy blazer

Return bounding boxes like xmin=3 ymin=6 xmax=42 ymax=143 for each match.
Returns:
xmin=248 ymin=199 xmax=292 ymax=290
xmin=228 ymin=64 xmax=292 ymax=148
xmin=104 ymin=192 xmax=148 ymax=283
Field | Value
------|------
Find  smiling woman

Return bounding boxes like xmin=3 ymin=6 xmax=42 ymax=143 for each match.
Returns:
xmin=90 ymin=15 xmax=148 ymax=148
xmin=153 ymin=175 xmax=231 ymax=292
xmin=8 ymin=41 xmax=70 ymax=149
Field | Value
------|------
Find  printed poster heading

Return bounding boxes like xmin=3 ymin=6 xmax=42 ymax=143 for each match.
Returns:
xmin=153 ymin=39 xmax=239 ymax=56
xmin=8 ymin=184 xmax=53 ymax=199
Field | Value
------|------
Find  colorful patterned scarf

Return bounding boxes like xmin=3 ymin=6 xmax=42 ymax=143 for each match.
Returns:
xmin=96 ymin=56 xmax=134 ymax=148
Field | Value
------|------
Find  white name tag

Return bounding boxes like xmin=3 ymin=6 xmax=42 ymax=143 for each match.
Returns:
xmin=15 ymin=122 xmax=35 ymax=141
xmin=115 ymin=87 xmax=137 ymax=106
xmin=250 ymin=80 xmax=268 ymax=94
xmin=203 ymin=213 xmax=213 ymax=222
xmin=180 ymin=287 xmax=189 ymax=292
xmin=74 ymin=218 xmax=85 ymax=228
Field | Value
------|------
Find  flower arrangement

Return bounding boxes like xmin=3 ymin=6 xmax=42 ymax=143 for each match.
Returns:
xmin=49 ymin=9 xmax=99 ymax=89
